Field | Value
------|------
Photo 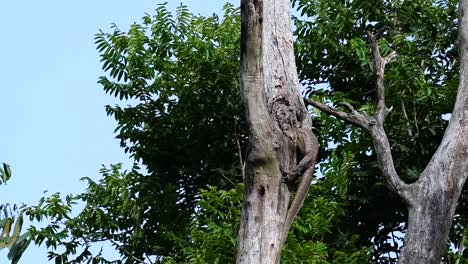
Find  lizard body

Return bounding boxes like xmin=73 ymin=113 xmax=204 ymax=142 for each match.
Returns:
xmin=281 ymin=127 xmax=319 ymax=246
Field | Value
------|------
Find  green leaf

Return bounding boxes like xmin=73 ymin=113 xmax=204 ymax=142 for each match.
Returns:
xmin=1 ymin=163 xmax=11 ymax=184
xmin=8 ymin=232 xmax=30 ymax=263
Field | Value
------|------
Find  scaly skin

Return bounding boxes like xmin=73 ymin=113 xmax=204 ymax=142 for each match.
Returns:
xmin=281 ymin=127 xmax=319 ymax=247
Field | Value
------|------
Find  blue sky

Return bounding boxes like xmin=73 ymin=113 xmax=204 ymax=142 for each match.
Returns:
xmin=0 ymin=1 xmax=234 ymax=262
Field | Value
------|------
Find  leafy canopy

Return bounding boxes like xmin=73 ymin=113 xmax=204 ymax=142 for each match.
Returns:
xmin=20 ymin=0 xmax=468 ymax=263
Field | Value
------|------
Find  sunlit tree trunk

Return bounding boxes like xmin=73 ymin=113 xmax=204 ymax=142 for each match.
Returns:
xmin=236 ymin=0 xmax=316 ymax=263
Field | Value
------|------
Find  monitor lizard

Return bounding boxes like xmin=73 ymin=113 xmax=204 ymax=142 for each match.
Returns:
xmin=281 ymin=126 xmax=319 ymax=247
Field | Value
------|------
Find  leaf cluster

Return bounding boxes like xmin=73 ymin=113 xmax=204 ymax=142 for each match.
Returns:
xmin=93 ymin=2 xmax=244 ymax=257
xmin=0 ymin=164 xmax=31 ymax=264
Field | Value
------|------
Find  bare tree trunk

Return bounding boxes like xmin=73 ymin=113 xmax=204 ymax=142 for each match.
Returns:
xmin=305 ymin=1 xmax=468 ymax=263
xmin=398 ymin=1 xmax=468 ymax=262
xmin=398 ymin=180 xmax=460 ymax=263
xmin=236 ymin=0 xmax=318 ymax=263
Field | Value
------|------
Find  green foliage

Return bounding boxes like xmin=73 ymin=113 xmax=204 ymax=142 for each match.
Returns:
xmin=26 ymin=166 xmax=241 ymax=264
xmin=26 ymin=192 xmax=84 ymax=263
xmin=26 ymin=164 xmax=174 ymax=263
xmin=93 ymin=3 xmax=244 ymax=256
xmin=0 ymin=163 xmax=12 ymax=184
xmin=27 ymin=166 xmax=367 ymax=263
xmin=0 ymin=214 xmax=31 ymax=264
xmin=293 ymin=0 xmax=459 ymax=261
xmin=25 ymin=164 xmax=142 ymax=263
xmin=23 ymin=0 xmax=468 ymax=263
xmin=162 ymin=185 xmax=242 ymax=263
xmin=282 ymin=183 xmax=372 ymax=264
xmin=0 ymin=163 xmax=31 ymax=264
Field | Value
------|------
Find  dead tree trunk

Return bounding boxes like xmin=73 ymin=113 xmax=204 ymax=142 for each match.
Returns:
xmin=305 ymin=1 xmax=468 ymax=263
xmin=236 ymin=0 xmax=318 ymax=263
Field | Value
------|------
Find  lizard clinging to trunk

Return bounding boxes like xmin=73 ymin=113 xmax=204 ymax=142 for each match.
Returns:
xmin=269 ymin=91 xmax=319 ymax=247
xmin=281 ymin=125 xmax=319 ymax=247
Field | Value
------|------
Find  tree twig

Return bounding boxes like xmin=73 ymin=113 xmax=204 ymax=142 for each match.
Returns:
xmin=234 ymin=121 xmax=245 ymax=179
xmin=109 ymin=239 xmax=150 ymax=264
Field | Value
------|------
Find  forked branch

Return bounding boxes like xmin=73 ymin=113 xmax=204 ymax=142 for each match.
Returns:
xmin=305 ymin=32 xmax=410 ymax=200
xmin=367 ymin=32 xmax=396 ymax=124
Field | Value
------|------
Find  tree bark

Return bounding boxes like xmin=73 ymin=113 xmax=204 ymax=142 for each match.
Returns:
xmin=397 ymin=1 xmax=468 ymax=262
xmin=236 ymin=0 xmax=316 ymax=263
xmin=398 ymin=184 xmax=459 ymax=263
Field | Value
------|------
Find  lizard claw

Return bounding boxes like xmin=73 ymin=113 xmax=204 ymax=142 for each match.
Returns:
xmin=282 ymin=169 xmax=299 ymax=183
xmin=280 ymin=165 xmax=291 ymax=182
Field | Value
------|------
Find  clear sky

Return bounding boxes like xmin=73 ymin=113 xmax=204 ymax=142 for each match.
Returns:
xmin=0 ymin=1 xmax=235 ymax=262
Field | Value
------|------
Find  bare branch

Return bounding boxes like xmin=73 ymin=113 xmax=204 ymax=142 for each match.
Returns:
xmin=367 ymin=32 xmax=396 ymax=124
xmin=384 ymin=51 xmax=397 ymax=64
xmin=369 ymin=126 xmax=410 ymax=197
xmin=306 ymin=96 xmax=407 ymax=195
xmin=305 ymin=33 xmax=411 ymax=199
xmin=366 ymin=32 xmax=410 ymax=198
xmin=303 ymin=97 xmax=372 ymax=129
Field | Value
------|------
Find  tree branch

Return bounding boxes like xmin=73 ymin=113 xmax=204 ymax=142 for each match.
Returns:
xmin=303 ymin=97 xmax=372 ymax=130
xmin=367 ymin=32 xmax=396 ymax=124
xmin=365 ymin=32 xmax=409 ymax=197
xmin=305 ymin=32 xmax=411 ymax=200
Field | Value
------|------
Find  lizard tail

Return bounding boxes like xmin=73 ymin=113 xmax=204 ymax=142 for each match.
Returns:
xmin=280 ymin=152 xmax=318 ymax=248
xmin=280 ymin=170 xmax=313 ymax=247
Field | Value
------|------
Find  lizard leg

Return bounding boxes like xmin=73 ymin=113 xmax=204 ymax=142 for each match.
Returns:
xmin=282 ymin=168 xmax=301 ymax=183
